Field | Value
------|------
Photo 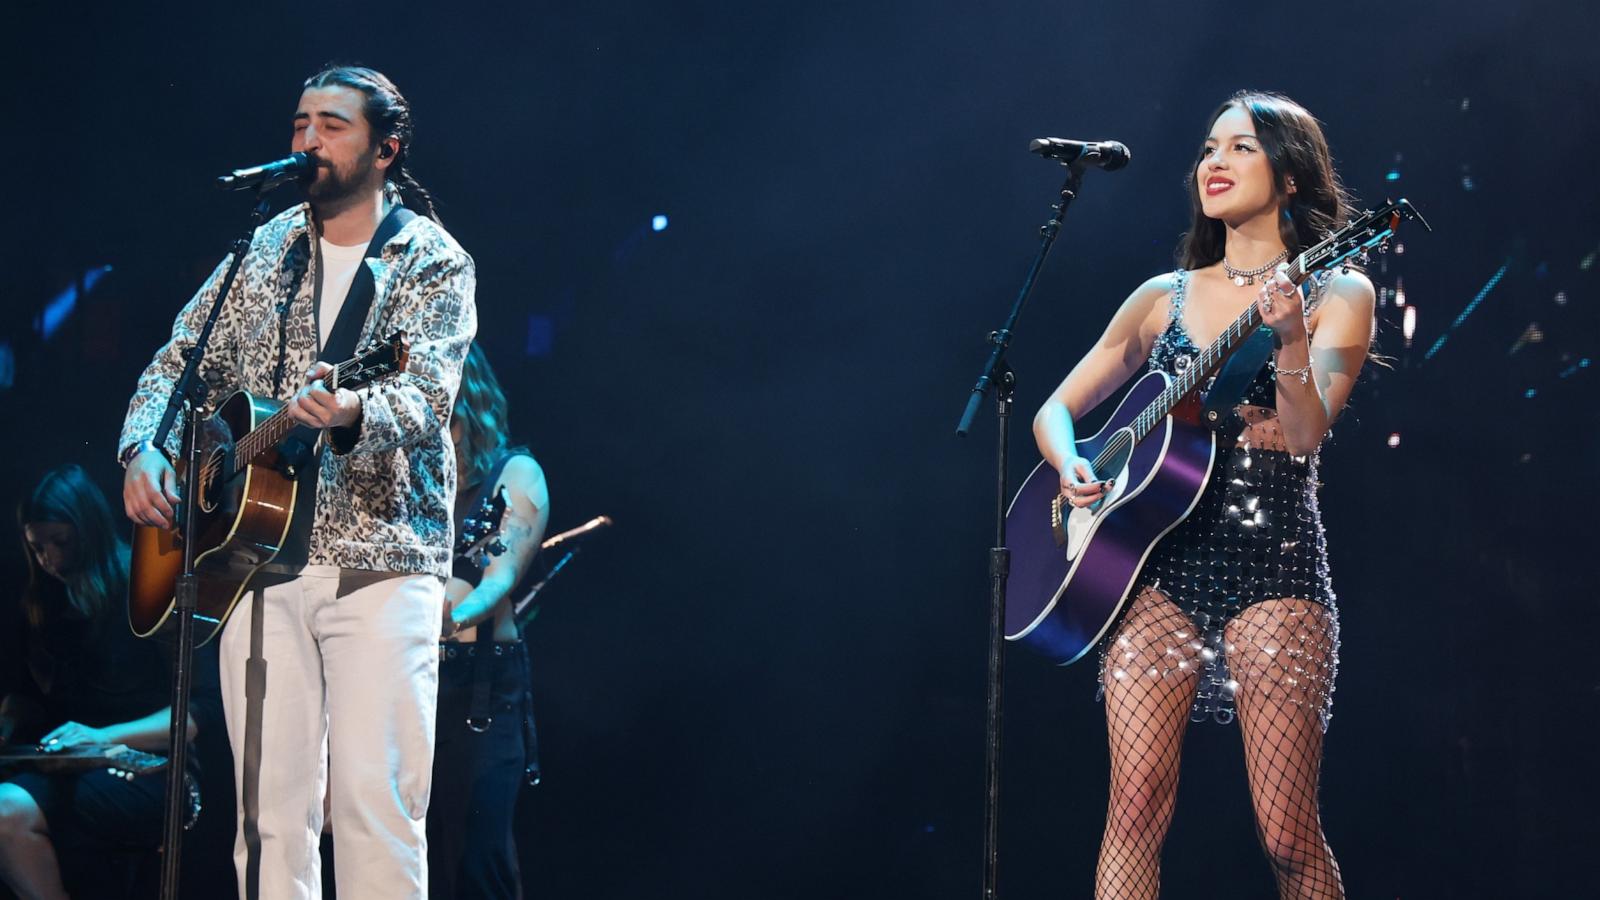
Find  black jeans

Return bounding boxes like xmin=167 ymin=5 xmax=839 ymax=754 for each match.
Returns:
xmin=427 ymin=640 xmax=535 ymax=900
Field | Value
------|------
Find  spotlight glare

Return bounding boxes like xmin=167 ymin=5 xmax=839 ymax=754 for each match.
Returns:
xmin=1387 ymin=432 xmax=1401 ymax=448
xmin=651 ymin=214 xmax=669 ymax=232
xmin=1402 ymin=305 xmax=1417 ymax=345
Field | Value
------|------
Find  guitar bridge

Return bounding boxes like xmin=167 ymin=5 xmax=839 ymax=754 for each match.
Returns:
xmin=1050 ymin=495 xmax=1068 ymax=548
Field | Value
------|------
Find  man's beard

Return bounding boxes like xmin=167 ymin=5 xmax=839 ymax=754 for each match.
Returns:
xmin=304 ymin=157 xmax=377 ymax=207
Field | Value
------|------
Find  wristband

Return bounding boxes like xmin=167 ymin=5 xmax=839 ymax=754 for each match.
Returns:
xmin=120 ymin=439 xmax=168 ymax=469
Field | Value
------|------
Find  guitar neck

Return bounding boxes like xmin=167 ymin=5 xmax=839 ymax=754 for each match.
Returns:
xmin=1128 ymin=255 xmax=1311 ymax=443
xmin=231 ymin=362 xmax=354 ymax=469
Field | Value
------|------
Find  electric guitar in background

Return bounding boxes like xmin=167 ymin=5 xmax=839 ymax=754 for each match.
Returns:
xmin=1004 ymin=200 xmax=1430 ymax=665
xmin=127 ymin=332 xmax=411 ymax=645
xmin=451 ymin=489 xmax=613 ymax=629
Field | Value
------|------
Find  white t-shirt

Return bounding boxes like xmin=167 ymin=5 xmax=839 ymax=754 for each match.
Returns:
xmin=318 ymin=238 xmax=368 ymax=350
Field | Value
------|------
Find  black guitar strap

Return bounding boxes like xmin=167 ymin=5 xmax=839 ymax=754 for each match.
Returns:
xmin=1200 ymin=323 xmax=1276 ymax=432
xmin=320 ymin=204 xmax=417 ymax=365
xmin=273 ymin=204 xmax=416 ymax=568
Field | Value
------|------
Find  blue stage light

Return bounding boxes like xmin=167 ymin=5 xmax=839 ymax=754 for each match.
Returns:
xmin=652 ymin=214 xmax=669 ymax=232
xmin=1385 ymin=169 xmax=1400 ymax=181
xmin=36 ymin=265 xmax=112 ymax=341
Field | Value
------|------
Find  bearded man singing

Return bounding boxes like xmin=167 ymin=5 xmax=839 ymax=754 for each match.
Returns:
xmin=119 ymin=65 xmax=475 ymax=900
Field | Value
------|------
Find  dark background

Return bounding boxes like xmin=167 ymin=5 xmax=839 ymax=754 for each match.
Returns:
xmin=3 ymin=1 xmax=1596 ymax=896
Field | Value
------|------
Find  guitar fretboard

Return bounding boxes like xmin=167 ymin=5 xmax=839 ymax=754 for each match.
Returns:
xmin=228 ymin=362 xmax=354 ymax=476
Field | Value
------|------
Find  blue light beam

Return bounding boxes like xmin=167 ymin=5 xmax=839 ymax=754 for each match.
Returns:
xmin=1424 ymin=261 xmax=1509 ymax=362
xmin=35 ymin=265 xmax=112 ymax=341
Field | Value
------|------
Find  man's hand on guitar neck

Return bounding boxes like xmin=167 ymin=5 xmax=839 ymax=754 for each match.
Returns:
xmin=288 ymin=361 xmax=363 ymax=430
xmin=124 ymin=450 xmax=181 ymax=530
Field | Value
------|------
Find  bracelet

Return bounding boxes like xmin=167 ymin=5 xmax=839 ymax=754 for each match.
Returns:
xmin=119 ymin=439 xmax=167 ymax=469
xmin=1272 ymin=358 xmax=1313 ymax=386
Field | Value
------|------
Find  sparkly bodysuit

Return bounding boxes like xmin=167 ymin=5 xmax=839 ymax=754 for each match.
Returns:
xmin=1099 ymin=269 xmax=1341 ymax=729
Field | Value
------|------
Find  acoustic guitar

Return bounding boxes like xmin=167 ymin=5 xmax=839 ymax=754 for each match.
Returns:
xmin=1004 ymin=200 xmax=1429 ymax=665
xmin=127 ymin=332 xmax=410 ymax=644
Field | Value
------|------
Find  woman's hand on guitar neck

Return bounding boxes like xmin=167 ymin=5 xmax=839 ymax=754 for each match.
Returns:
xmin=124 ymin=450 xmax=180 ymax=530
xmin=39 ymin=721 xmax=111 ymax=752
xmin=1060 ymin=456 xmax=1113 ymax=509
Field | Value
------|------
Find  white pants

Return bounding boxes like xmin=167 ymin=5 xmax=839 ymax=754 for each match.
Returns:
xmin=219 ymin=567 xmax=444 ymax=900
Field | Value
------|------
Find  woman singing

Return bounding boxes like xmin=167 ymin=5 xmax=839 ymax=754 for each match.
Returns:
xmin=1032 ymin=91 xmax=1374 ymax=898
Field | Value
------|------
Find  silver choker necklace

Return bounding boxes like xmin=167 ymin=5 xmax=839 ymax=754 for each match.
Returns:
xmin=1223 ymin=250 xmax=1288 ymax=286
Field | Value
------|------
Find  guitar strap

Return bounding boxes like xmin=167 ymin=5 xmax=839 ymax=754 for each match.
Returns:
xmin=1201 ymin=324 xmax=1275 ymax=432
xmin=274 ymin=204 xmax=417 ymax=566
xmin=1200 ymin=280 xmax=1313 ymax=433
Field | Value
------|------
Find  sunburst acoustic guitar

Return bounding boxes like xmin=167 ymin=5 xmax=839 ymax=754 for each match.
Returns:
xmin=127 ymin=332 xmax=410 ymax=644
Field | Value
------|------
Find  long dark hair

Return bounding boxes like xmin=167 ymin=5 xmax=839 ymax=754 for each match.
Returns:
xmin=451 ymin=344 xmax=516 ymax=490
xmin=17 ymin=464 xmax=129 ymax=628
xmin=1178 ymin=91 xmax=1353 ymax=270
xmin=303 ymin=64 xmax=443 ymax=224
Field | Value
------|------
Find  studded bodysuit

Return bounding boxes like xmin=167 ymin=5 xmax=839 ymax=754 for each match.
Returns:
xmin=1098 ymin=269 xmax=1341 ymax=729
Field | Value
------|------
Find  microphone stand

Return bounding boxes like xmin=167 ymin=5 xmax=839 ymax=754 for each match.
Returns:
xmin=955 ymin=161 xmax=1088 ymax=900
xmin=148 ymin=186 xmax=273 ymax=900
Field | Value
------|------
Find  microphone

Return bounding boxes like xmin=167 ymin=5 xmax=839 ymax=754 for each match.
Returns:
xmin=215 ymin=152 xmax=315 ymax=192
xmin=1028 ymin=138 xmax=1131 ymax=171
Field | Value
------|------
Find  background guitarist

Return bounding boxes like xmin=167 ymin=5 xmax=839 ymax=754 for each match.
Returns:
xmin=0 ymin=464 xmax=232 ymax=899
xmin=119 ymin=66 xmax=476 ymax=899
xmin=1032 ymin=91 xmax=1375 ymax=898
xmin=428 ymin=343 xmax=550 ymax=900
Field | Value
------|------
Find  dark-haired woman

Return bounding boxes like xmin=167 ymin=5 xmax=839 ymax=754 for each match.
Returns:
xmin=0 ymin=465 xmax=222 ymax=899
xmin=428 ymin=344 xmax=549 ymax=899
xmin=1033 ymin=92 xmax=1373 ymax=897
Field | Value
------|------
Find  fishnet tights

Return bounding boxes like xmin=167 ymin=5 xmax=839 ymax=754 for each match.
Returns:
xmin=1097 ymin=589 xmax=1342 ymax=898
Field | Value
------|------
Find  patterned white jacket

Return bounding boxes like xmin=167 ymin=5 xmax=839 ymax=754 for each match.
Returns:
xmin=119 ymin=198 xmax=477 ymax=579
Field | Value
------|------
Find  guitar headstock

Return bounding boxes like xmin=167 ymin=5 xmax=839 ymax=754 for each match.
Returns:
xmin=333 ymin=331 xmax=410 ymax=392
xmin=1296 ymin=198 xmax=1432 ymax=281
xmin=456 ymin=487 xmax=509 ymax=567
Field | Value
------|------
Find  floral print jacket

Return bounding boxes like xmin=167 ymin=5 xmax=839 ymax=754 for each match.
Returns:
xmin=119 ymin=198 xmax=476 ymax=578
